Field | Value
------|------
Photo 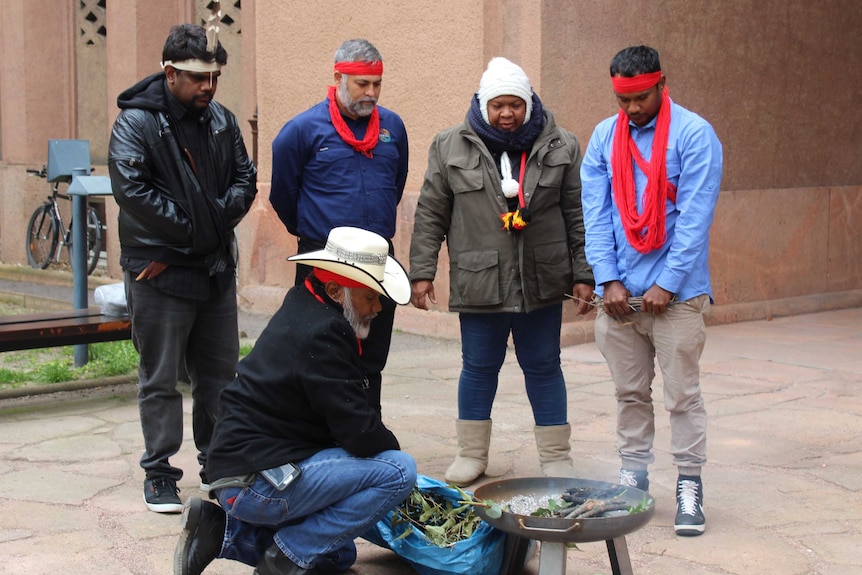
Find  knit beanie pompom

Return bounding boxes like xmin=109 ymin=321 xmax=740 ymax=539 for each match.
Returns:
xmin=477 ymin=57 xmax=533 ymax=124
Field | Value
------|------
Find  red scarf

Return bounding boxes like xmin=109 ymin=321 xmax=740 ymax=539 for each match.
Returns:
xmin=334 ymin=61 xmax=383 ymax=75
xmin=327 ymin=85 xmax=380 ymax=158
xmin=612 ymin=71 xmax=662 ymax=94
xmin=500 ymin=151 xmax=530 ymax=231
xmin=611 ymin=87 xmax=674 ymax=253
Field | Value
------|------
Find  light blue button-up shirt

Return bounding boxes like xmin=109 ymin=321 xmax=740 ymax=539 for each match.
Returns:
xmin=581 ymin=100 xmax=723 ymax=302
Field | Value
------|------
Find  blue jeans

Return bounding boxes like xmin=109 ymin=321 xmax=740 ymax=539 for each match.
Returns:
xmin=124 ymin=271 xmax=239 ymax=481
xmin=458 ymin=303 xmax=567 ymax=425
xmin=215 ymin=448 xmax=416 ymax=570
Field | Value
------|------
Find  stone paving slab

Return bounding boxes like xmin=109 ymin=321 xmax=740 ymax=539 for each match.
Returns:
xmin=2 ymin=308 xmax=862 ymax=574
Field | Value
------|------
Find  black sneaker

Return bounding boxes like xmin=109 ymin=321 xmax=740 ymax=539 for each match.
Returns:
xmin=253 ymin=543 xmax=319 ymax=575
xmin=143 ymin=477 xmax=183 ymax=513
xmin=674 ymin=475 xmax=706 ymax=536
xmin=174 ymin=497 xmax=226 ymax=575
xmin=619 ymin=468 xmax=649 ymax=492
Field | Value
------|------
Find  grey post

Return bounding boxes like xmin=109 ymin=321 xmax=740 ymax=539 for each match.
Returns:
xmin=70 ymin=167 xmax=90 ymax=367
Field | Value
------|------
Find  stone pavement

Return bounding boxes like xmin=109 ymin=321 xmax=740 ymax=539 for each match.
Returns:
xmin=1 ymin=290 xmax=862 ymax=573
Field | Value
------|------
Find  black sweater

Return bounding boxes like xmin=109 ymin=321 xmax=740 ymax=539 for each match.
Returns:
xmin=206 ymin=282 xmax=401 ymax=481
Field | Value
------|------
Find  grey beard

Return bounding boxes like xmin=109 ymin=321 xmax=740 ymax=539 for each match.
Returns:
xmin=338 ymin=80 xmax=376 ymax=118
xmin=342 ymin=288 xmax=374 ymax=339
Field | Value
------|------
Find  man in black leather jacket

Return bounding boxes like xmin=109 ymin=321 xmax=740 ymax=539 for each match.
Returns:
xmin=108 ymin=23 xmax=257 ymax=514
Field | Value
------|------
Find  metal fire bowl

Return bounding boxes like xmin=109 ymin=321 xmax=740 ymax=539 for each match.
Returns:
xmin=473 ymin=477 xmax=654 ymax=544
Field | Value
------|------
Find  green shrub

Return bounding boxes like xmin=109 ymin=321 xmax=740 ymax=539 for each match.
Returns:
xmin=86 ymin=340 xmax=140 ymax=377
xmin=37 ymin=360 xmax=76 ymax=383
xmin=0 ymin=338 xmax=254 ymax=390
xmin=0 ymin=367 xmax=28 ymax=385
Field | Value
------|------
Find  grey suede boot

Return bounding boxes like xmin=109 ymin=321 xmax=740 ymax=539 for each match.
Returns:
xmin=445 ymin=419 xmax=492 ymax=486
xmin=534 ymin=423 xmax=576 ymax=477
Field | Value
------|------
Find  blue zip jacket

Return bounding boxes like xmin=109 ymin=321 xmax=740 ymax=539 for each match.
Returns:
xmin=270 ymin=99 xmax=408 ymax=242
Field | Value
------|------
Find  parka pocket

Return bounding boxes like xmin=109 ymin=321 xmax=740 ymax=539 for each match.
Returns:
xmin=537 ymin=146 xmax=571 ymax=190
xmin=447 ymin=154 xmax=483 ymax=194
xmin=454 ymin=250 xmax=501 ymax=306
xmin=531 ymin=241 xmax=573 ymax=301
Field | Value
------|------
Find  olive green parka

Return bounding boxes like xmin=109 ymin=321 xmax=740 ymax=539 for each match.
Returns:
xmin=409 ymin=109 xmax=593 ymax=313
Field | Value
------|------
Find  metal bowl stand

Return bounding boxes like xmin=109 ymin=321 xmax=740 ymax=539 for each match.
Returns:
xmin=516 ymin=518 xmax=634 ymax=575
xmin=473 ymin=477 xmax=652 ymax=575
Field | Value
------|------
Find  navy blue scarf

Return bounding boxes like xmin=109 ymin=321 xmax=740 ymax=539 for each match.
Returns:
xmin=468 ymin=92 xmax=545 ymax=153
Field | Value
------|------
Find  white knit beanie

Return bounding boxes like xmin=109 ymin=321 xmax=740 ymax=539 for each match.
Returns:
xmin=477 ymin=57 xmax=533 ymax=124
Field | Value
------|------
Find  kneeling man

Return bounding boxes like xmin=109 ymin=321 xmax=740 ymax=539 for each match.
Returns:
xmin=174 ymin=226 xmax=417 ymax=575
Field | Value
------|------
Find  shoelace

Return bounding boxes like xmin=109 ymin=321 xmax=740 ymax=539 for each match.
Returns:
xmin=619 ymin=471 xmax=641 ymax=487
xmin=152 ymin=478 xmax=179 ymax=496
xmin=677 ymin=480 xmax=700 ymax=516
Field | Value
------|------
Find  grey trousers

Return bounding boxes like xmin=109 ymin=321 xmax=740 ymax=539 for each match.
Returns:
xmin=125 ymin=271 xmax=239 ymax=481
xmin=594 ymin=294 xmax=710 ymax=472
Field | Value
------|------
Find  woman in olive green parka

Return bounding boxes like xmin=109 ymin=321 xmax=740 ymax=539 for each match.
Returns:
xmin=408 ymin=57 xmax=594 ymax=486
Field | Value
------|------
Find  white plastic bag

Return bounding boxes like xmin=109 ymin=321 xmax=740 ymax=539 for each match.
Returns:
xmin=94 ymin=282 xmax=129 ymax=316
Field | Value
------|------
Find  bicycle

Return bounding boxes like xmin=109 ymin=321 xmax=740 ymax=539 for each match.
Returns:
xmin=25 ymin=165 xmax=104 ymax=276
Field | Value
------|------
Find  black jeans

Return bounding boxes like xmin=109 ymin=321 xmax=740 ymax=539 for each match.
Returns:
xmin=125 ymin=271 xmax=239 ymax=481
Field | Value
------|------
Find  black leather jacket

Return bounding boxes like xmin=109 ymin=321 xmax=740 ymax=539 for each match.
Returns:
xmin=108 ymin=73 xmax=257 ymax=269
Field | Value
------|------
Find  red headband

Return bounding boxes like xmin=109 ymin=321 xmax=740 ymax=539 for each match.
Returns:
xmin=334 ymin=61 xmax=384 ymax=76
xmin=611 ymin=71 xmax=662 ymax=94
xmin=314 ymin=268 xmax=368 ymax=290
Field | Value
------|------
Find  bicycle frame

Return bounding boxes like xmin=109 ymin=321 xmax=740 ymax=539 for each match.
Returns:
xmin=45 ymin=184 xmax=70 ymax=263
xmin=26 ymin=165 xmax=104 ymax=275
xmin=48 ymin=187 xmax=103 ymax=268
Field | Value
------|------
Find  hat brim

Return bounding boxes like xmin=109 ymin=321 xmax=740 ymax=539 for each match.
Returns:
xmin=289 ymin=251 xmax=411 ymax=305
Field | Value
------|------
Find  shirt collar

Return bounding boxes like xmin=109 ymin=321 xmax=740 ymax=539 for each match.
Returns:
xmin=629 ymin=114 xmax=659 ymax=131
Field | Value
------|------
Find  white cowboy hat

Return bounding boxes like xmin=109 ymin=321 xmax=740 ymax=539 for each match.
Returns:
xmin=289 ymin=227 xmax=411 ymax=305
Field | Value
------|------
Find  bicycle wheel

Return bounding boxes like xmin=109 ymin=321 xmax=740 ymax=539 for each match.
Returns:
xmin=67 ymin=206 xmax=103 ymax=275
xmin=85 ymin=207 xmax=103 ymax=275
xmin=26 ymin=204 xmax=59 ymax=269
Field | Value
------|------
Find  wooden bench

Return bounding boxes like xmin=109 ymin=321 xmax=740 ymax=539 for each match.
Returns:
xmin=0 ymin=308 xmax=131 ymax=352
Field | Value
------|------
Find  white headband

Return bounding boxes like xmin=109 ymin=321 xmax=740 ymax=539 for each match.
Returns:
xmin=161 ymin=59 xmax=221 ymax=73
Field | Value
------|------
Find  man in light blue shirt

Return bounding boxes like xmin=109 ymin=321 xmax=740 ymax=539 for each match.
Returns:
xmin=581 ymin=45 xmax=722 ymax=537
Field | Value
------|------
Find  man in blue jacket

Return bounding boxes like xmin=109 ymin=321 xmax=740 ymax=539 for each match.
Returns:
xmin=581 ymin=45 xmax=723 ymax=536
xmin=269 ymin=38 xmax=408 ymax=413
xmin=109 ymin=23 xmax=256 ymax=514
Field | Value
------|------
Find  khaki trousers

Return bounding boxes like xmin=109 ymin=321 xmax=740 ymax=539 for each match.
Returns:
xmin=594 ymin=294 xmax=710 ymax=471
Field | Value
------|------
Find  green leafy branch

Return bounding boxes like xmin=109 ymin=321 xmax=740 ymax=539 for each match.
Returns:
xmin=388 ymin=485 xmax=501 ymax=547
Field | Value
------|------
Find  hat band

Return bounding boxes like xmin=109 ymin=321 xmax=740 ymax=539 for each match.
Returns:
xmin=324 ymin=241 xmax=388 ymax=267
xmin=313 ymin=268 xmax=368 ymax=289
xmin=162 ymin=59 xmax=222 ymax=73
